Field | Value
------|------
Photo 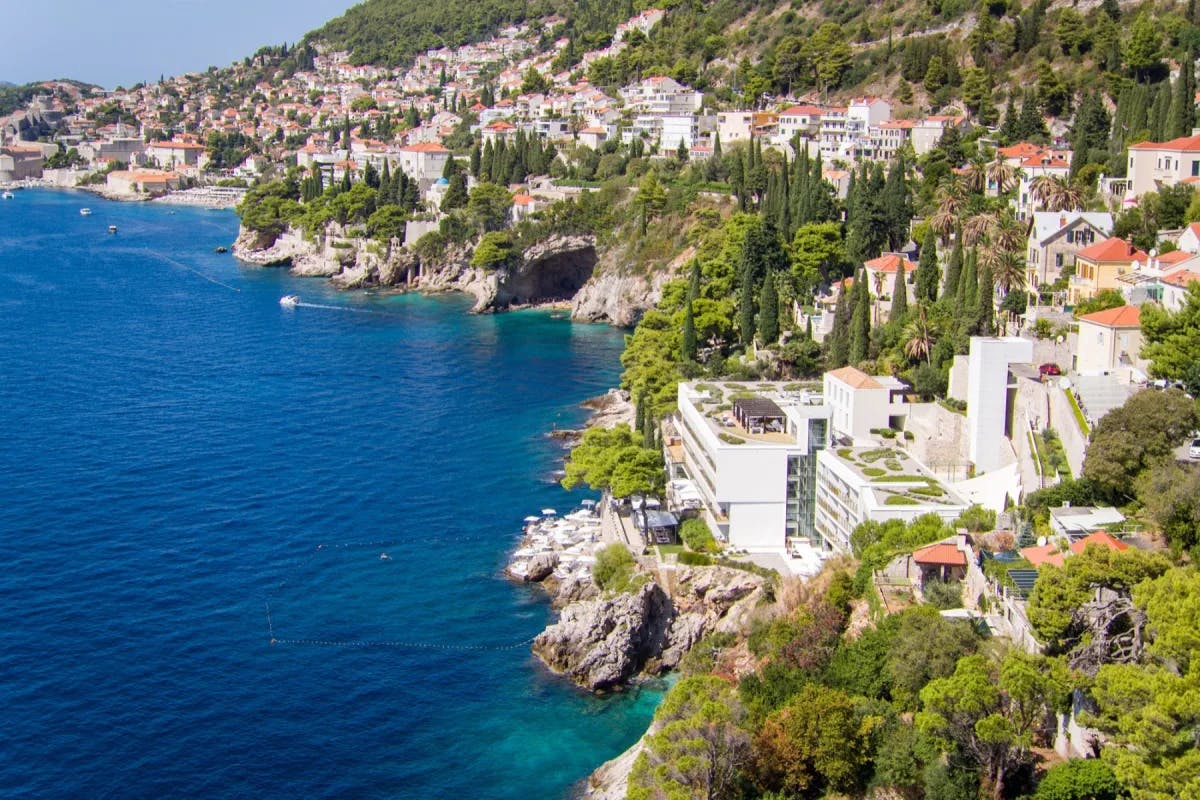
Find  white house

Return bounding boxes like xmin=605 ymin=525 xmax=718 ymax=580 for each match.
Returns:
xmin=395 ymin=142 xmax=450 ymax=183
xmin=1127 ymin=133 xmax=1200 ymax=197
xmin=1161 ymin=268 xmax=1200 ymax=310
xmin=1025 ymin=211 xmax=1113 ymax=291
xmin=823 ymin=366 xmax=909 ymax=445
xmin=1075 ymin=305 xmax=1144 ymax=379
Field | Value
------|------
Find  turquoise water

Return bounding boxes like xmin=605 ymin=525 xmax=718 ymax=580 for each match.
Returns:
xmin=0 ymin=189 xmax=660 ymax=798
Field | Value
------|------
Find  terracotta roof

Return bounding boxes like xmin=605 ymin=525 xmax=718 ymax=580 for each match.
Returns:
xmin=826 ymin=365 xmax=882 ymax=390
xmin=1020 ymin=544 xmax=1067 ymax=567
xmin=864 ymin=253 xmax=916 ymax=273
xmin=1156 ymin=249 xmax=1194 ymax=265
xmin=512 ymin=194 xmax=535 ymax=205
xmin=398 ymin=142 xmax=449 ymax=153
xmin=997 ymin=142 xmax=1046 ymax=159
xmin=148 ymin=140 xmax=206 ymax=150
xmin=1162 ymin=269 xmax=1200 ymax=288
xmin=912 ymin=543 xmax=967 ymax=567
xmin=780 ymin=104 xmax=825 ymax=117
xmin=1129 ymin=134 xmax=1200 ymax=152
xmin=1076 ymin=237 xmax=1148 ymax=264
xmin=1078 ymin=305 xmax=1140 ymax=327
xmin=1070 ymin=530 xmax=1129 ymax=554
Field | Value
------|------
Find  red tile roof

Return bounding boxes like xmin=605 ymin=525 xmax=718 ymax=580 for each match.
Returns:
xmin=398 ymin=142 xmax=449 ymax=153
xmin=826 ymin=366 xmax=882 ymax=390
xmin=864 ymin=253 xmax=916 ymax=273
xmin=1162 ymin=269 xmax=1200 ymax=288
xmin=1129 ymin=134 xmax=1200 ymax=152
xmin=1020 ymin=544 xmax=1067 ymax=568
xmin=1070 ymin=530 xmax=1129 ymax=554
xmin=1076 ymin=237 xmax=1149 ymax=264
xmin=1078 ymin=305 xmax=1141 ymax=327
xmin=913 ymin=543 xmax=967 ymax=567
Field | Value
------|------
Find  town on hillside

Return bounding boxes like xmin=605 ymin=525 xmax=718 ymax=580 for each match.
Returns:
xmin=5 ymin=4 xmax=1200 ymax=797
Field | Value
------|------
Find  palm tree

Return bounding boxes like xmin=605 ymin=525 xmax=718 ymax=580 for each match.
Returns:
xmin=902 ymin=304 xmax=938 ymax=364
xmin=986 ymin=154 xmax=1020 ymax=194
xmin=992 ymin=248 xmax=1027 ymax=296
xmin=962 ymin=211 xmax=998 ymax=246
xmin=964 ymin=156 xmax=989 ymax=194
xmin=1028 ymin=174 xmax=1063 ymax=210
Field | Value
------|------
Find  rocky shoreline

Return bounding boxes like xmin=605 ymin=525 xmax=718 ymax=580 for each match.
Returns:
xmin=231 ymin=222 xmax=672 ymax=326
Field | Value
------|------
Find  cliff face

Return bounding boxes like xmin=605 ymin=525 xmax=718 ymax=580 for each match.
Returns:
xmin=531 ymin=565 xmax=766 ymax=693
xmin=231 ymin=223 xmax=670 ymax=326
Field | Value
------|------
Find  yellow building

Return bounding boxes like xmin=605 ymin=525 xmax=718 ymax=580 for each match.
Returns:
xmin=1068 ymin=237 xmax=1148 ymax=304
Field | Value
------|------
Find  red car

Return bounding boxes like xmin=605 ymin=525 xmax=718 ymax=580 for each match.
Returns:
xmin=1039 ymin=363 xmax=1062 ymax=377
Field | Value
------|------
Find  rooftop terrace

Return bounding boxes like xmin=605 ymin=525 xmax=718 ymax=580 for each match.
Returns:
xmin=825 ymin=445 xmax=968 ymax=508
xmin=682 ymin=381 xmax=825 ymax=446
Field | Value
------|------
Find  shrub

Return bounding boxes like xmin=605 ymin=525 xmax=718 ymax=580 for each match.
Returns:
xmin=678 ymin=550 xmax=714 ymax=566
xmin=680 ymin=518 xmax=718 ymax=553
xmin=863 ymin=467 xmax=887 ymax=477
xmin=910 ymin=485 xmax=944 ymax=497
xmin=592 ymin=543 xmax=636 ymax=593
xmin=885 ymin=459 xmax=904 ymax=471
xmin=954 ymin=504 xmax=996 ymax=532
xmin=903 ymin=431 xmax=915 ymax=440
xmin=923 ymin=579 xmax=963 ymax=609
xmin=885 ymin=495 xmax=920 ymax=505
xmin=718 ymin=432 xmax=745 ymax=444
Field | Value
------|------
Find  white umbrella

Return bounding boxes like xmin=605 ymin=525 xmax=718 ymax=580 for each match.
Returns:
xmin=580 ymin=499 xmax=596 ymax=508
xmin=541 ymin=508 xmax=557 ymax=516
xmin=523 ymin=515 xmax=541 ymax=523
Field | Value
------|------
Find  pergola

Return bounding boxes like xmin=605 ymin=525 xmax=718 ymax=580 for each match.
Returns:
xmin=733 ymin=397 xmax=785 ymax=433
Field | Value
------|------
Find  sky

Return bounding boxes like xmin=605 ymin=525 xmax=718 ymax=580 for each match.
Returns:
xmin=1 ymin=0 xmax=358 ymax=89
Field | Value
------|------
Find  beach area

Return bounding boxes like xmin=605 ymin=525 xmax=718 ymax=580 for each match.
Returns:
xmin=0 ymin=178 xmax=245 ymax=209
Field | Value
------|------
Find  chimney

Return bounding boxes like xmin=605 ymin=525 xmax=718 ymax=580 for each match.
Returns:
xmin=1129 ymin=243 xmax=1136 ymax=256
xmin=1059 ymin=213 xmax=1067 ymax=228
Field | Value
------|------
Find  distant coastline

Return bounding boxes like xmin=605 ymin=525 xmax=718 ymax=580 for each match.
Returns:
xmin=0 ymin=180 xmax=243 ymax=209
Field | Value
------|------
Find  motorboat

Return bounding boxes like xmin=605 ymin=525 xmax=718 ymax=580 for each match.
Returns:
xmin=107 ymin=225 xmax=118 ymax=234
xmin=214 ymin=246 xmax=228 ymax=253
xmin=80 ymin=208 xmax=92 ymax=216
xmin=1 ymin=191 xmax=14 ymax=199
xmin=279 ymin=295 xmax=300 ymax=308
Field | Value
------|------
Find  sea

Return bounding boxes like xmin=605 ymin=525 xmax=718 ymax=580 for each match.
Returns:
xmin=0 ymin=189 xmax=661 ymax=799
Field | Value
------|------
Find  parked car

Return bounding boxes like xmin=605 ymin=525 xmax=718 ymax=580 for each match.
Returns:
xmin=1190 ymin=439 xmax=1200 ymax=460
xmin=1038 ymin=363 xmax=1062 ymax=377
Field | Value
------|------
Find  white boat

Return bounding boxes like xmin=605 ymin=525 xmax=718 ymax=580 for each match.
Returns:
xmin=80 ymin=208 xmax=92 ymax=216
xmin=107 ymin=225 xmax=118 ymax=234
xmin=1 ymin=191 xmax=13 ymax=200
xmin=279 ymin=295 xmax=300 ymax=308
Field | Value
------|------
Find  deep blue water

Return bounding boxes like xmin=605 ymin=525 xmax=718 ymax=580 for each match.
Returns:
xmin=0 ymin=190 xmax=659 ymax=799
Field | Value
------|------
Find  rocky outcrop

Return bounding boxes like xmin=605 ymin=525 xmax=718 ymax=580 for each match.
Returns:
xmin=231 ymin=222 xmax=673 ymax=326
xmin=571 ymin=244 xmax=694 ymax=326
xmin=533 ymin=582 xmax=676 ymax=692
xmin=533 ymin=566 xmax=768 ymax=692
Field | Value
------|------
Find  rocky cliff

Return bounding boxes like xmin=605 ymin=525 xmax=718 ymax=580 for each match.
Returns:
xmin=231 ymin=222 xmax=669 ymax=326
xmin=531 ymin=565 xmax=767 ymax=693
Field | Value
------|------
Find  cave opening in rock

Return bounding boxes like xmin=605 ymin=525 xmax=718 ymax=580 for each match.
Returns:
xmin=505 ymin=245 xmax=598 ymax=306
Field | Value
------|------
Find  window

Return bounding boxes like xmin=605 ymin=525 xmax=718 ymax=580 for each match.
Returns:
xmin=1056 ymin=253 xmax=1064 ymax=267
xmin=1067 ymin=230 xmax=1074 ymax=243
xmin=1192 ymin=160 xmax=1199 ymax=177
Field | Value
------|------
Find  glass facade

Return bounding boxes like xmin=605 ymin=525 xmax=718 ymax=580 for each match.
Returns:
xmin=786 ymin=417 xmax=828 ymax=544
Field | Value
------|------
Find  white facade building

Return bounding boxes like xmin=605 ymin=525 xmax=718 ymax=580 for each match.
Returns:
xmin=673 ymin=384 xmax=831 ymax=552
xmin=966 ymin=337 xmax=1034 ymax=474
xmin=824 ymin=366 xmax=909 ymax=445
xmin=813 ymin=447 xmax=970 ymax=554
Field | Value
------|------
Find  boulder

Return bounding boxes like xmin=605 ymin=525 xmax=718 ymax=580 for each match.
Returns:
xmin=523 ymin=553 xmax=558 ymax=583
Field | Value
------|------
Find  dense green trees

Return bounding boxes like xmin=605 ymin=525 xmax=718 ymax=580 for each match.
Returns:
xmin=560 ymin=424 xmax=663 ymax=498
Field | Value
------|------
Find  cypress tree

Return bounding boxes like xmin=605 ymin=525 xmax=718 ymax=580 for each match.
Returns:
xmin=916 ymin=229 xmax=939 ymax=302
xmin=481 ymin=140 xmax=494 ymax=183
xmin=828 ymin=280 xmax=852 ymax=367
xmin=849 ymin=268 xmax=871 ymax=364
xmin=681 ymin=299 xmax=697 ymax=362
xmin=889 ymin=260 xmax=909 ymax=324
xmin=959 ymin=248 xmax=978 ymax=309
xmin=882 ymin=154 xmax=912 ymax=252
xmin=1169 ymin=53 xmax=1196 ymax=139
xmin=470 ymin=141 xmax=482 ymax=178
xmin=738 ymin=257 xmax=757 ymax=346
xmin=759 ymin=273 xmax=780 ymax=344
xmin=975 ymin=261 xmax=995 ymax=335
xmin=944 ymin=231 xmax=964 ymax=301
xmin=441 ymin=172 xmax=468 ymax=211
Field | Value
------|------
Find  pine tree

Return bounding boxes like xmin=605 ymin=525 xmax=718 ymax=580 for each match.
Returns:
xmin=759 ymin=273 xmax=780 ymax=344
xmin=975 ymin=261 xmax=995 ymax=335
xmin=999 ymin=94 xmax=1019 ymax=143
xmin=944 ymin=231 xmax=964 ymax=301
xmin=889 ymin=260 xmax=909 ymax=324
xmin=916 ymin=229 xmax=939 ymax=302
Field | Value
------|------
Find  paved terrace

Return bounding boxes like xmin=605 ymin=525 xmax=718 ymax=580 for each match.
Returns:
xmin=687 ymin=380 xmax=823 ymax=445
